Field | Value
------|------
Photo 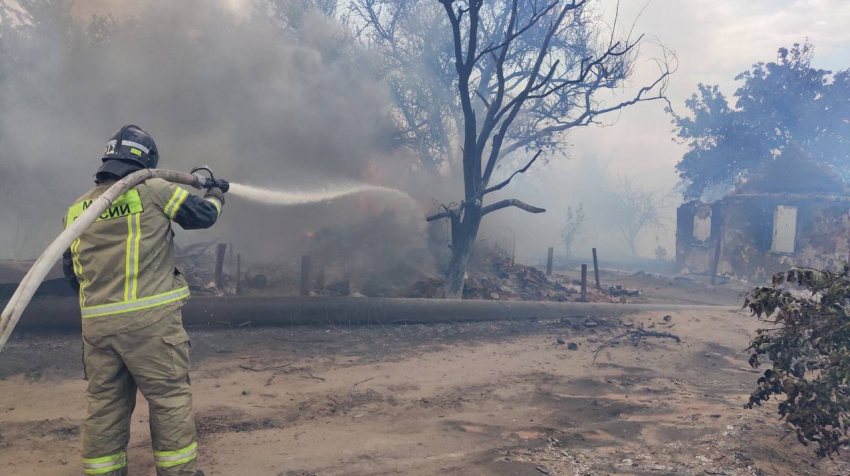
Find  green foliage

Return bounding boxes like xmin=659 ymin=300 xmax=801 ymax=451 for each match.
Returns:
xmin=673 ymin=41 xmax=850 ymax=200
xmin=744 ymin=267 xmax=850 ymax=457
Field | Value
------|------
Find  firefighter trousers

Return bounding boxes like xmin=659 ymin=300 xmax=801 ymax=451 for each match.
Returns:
xmin=81 ymin=310 xmax=198 ymax=476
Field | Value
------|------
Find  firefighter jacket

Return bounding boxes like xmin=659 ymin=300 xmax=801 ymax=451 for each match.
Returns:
xmin=62 ymin=178 xmax=224 ymax=337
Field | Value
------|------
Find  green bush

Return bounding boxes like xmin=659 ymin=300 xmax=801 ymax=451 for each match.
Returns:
xmin=744 ymin=267 xmax=850 ymax=457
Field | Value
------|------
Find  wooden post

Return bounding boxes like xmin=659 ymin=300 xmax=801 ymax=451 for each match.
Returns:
xmin=710 ymin=236 xmax=722 ymax=285
xmin=236 ymin=253 xmax=242 ymax=295
xmin=215 ymin=243 xmax=227 ymax=289
xmin=300 ymin=255 xmax=312 ymax=297
xmin=546 ymin=247 xmax=554 ymax=276
xmin=581 ymin=264 xmax=588 ymax=302
xmin=316 ymin=267 xmax=325 ymax=291
xmin=592 ymin=248 xmax=601 ymax=291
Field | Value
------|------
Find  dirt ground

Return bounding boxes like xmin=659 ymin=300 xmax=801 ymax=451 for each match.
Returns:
xmin=2 ymin=304 xmax=849 ymax=476
xmin=553 ymin=268 xmax=751 ymax=307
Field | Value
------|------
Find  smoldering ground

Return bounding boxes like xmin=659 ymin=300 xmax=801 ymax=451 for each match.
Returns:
xmin=0 ymin=0 xmax=435 ymax=281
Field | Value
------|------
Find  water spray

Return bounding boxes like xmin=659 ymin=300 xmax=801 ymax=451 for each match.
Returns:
xmin=227 ymin=182 xmax=412 ymax=207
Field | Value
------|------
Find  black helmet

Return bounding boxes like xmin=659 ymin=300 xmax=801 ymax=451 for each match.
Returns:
xmin=96 ymin=124 xmax=159 ymax=178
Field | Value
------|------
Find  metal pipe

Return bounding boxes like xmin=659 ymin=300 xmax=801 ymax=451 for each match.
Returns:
xmin=0 ymin=169 xmax=204 ymax=352
xmin=13 ymin=296 xmax=735 ymax=330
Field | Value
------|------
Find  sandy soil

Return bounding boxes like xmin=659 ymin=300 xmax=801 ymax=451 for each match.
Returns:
xmin=1 ymin=308 xmax=848 ymax=476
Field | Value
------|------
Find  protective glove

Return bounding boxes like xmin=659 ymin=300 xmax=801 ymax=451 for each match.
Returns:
xmin=204 ymin=187 xmax=225 ymax=205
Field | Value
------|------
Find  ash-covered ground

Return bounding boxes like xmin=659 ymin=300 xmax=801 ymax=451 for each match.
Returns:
xmin=2 ymin=304 xmax=847 ymax=475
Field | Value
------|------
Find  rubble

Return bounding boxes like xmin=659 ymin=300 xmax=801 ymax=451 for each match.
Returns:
xmin=403 ymin=278 xmax=442 ymax=299
xmin=606 ymin=284 xmax=640 ymax=297
xmin=405 ymin=259 xmax=586 ymax=302
xmin=174 ymin=240 xmax=227 ymax=293
xmin=325 ymin=279 xmax=352 ymax=296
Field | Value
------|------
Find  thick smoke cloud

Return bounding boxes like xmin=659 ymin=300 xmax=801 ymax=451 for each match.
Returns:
xmin=0 ymin=0 xmax=426 ymax=271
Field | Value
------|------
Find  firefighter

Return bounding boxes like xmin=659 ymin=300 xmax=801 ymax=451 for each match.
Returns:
xmin=63 ymin=125 xmax=225 ymax=476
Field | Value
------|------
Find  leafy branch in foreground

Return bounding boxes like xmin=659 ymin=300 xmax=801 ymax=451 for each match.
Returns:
xmin=744 ymin=266 xmax=850 ymax=457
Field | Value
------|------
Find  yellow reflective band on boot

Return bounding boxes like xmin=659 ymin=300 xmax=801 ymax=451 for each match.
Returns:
xmin=81 ymin=286 xmax=191 ymax=318
xmin=164 ymin=188 xmax=190 ymax=219
xmin=204 ymin=197 xmax=222 ymax=216
xmin=154 ymin=441 xmax=198 ymax=468
xmin=83 ymin=451 xmax=127 ymax=474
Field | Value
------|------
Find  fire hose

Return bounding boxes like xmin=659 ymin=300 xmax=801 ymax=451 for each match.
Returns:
xmin=0 ymin=167 xmax=228 ymax=353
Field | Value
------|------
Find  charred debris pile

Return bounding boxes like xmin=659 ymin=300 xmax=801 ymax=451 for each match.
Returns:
xmin=403 ymin=256 xmax=641 ymax=302
xmin=93 ymin=233 xmax=647 ymax=303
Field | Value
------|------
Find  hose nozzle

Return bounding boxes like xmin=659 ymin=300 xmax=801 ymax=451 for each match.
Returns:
xmin=190 ymin=165 xmax=230 ymax=193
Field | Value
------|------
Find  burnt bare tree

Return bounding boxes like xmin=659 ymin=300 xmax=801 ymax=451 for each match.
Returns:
xmin=561 ymin=203 xmax=586 ymax=259
xmin=613 ymin=177 xmax=666 ymax=257
xmin=355 ymin=0 xmax=674 ymax=297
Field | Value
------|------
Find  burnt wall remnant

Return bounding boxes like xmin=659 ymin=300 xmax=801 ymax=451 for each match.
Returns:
xmin=676 ymin=152 xmax=850 ymax=283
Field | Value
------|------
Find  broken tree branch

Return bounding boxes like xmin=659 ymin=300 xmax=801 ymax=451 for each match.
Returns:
xmin=353 ymin=377 xmax=375 ymax=387
xmin=239 ymin=363 xmax=295 ymax=372
xmin=593 ymin=329 xmax=681 ymax=364
xmin=425 ymin=210 xmax=454 ymax=222
xmin=426 ymin=202 xmax=462 ymax=222
xmin=294 ymin=368 xmax=326 ymax=381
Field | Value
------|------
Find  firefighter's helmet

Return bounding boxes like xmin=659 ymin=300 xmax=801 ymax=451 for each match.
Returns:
xmin=97 ymin=124 xmax=159 ymax=178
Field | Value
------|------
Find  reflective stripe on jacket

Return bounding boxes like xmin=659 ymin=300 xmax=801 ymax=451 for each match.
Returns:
xmin=63 ymin=178 xmax=222 ymax=337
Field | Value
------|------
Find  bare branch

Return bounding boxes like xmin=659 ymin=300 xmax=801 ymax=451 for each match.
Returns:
xmin=472 ymin=0 xmax=560 ymax=65
xmin=426 ymin=210 xmax=454 ymax=222
xmin=481 ymin=199 xmax=546 ymax=216
xmin=440 ymin=0 xmax=466 ymax=71
xmin=497 ymin=48 xmax=676 ymax=160
xmin=483 ymin=150 xmax=542 ymax=195
xmin=474 ymin=89 xmax=491 ymax=108
xmin=481 ymin=0 xmax=577 ymax=185
xmin=426 ymin=201 xmax=461 ymax=222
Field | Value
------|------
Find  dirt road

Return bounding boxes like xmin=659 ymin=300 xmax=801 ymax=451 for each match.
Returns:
xmin=1 ymin=308 xmax=847 ymax=475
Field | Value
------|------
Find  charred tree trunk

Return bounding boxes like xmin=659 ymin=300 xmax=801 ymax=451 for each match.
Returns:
xmin=443 ymin=206 xmax=483 ymax=298
xmin=431 ymin=197 xmax=542 ymax=299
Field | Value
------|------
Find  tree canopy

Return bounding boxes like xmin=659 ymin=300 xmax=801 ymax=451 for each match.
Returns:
xmin=350 ymin=0 xmax=674 ymax=178
xmin=673 ymin=42 xmax=850 ymax=201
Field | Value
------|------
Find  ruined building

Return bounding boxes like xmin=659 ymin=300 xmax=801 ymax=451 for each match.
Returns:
xmin=676 ymin=150 xmax=850 ymax=282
